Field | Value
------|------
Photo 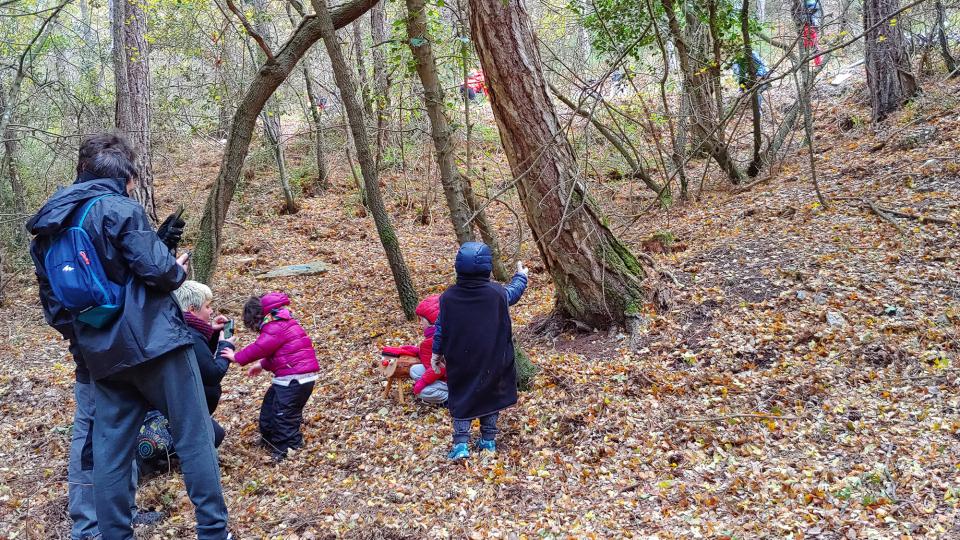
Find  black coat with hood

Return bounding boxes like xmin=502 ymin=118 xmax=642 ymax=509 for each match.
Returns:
xmin=432 ymin=242 xmax=525 ymax=420
xmin=27 ymin=175 xmax=192 ymax=381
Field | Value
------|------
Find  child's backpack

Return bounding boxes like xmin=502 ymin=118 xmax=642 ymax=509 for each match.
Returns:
xmin=43 ymin=195 xmax=124 ymax=328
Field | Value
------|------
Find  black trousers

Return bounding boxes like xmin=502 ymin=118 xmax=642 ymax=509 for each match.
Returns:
xmin=258 ymin=379 xmax=315 ymax=455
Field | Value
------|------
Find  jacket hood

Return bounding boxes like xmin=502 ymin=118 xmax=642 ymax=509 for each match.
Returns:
xmin=261 ymin=292 xmax=291 ymax=314
xmin=415 ymin=294 xmax=441 ymax=324
xmin=454 ymin=242 xmax=493 ymax=277
xmin=26 ymin=178 xmax=126 ymax=236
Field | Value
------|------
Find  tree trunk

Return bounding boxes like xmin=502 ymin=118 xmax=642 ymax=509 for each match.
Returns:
xmin=192 ymin=0 xmax=377 ymax=283
xmin=661 ymin=0 xmax=745 ymax=184
xmin=864 ymin=0 xmax=918 ymax=122
xmin=0 ymin=93 xmax=26 ymax=221
xmin=315 ymin=0 xmax=419 ymax=319
xmin=469 ymin=0 xmax=647 ymax=328
xmin=741 ymin=0 xmax=764 ymax=178
xmin=251 ymin=0 xmax=298 ymax=215
xmin=112 ymin=0 xmax=157 ymax=221
xmin=214 ymin=23 xmax=236 ymax=140
xmin=303 ymin=67 xmax=331 ymax=190
xmin=370 ymin=2 xmax=391 ymax=167
xmin=2 ymin=132 xmax=26 ymax=217
xmin=404 ymin=0 xmax=475 ymax=244
xmin=935 ymin=0 xmax=958 ymax=76
xmin=261 ymin=110 xmax=299 ymax=213
xmin=352 ymin=21 xmax=373 ymax=116
xmin=2 ymin=121 xmax=27 ymax=246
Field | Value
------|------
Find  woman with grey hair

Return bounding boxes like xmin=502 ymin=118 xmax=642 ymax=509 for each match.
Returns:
xmin=137 ymin=281 xmax=234 ymax=477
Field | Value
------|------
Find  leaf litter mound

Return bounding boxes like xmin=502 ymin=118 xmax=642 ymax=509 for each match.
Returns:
xmin=1 ymin=79 xmax=959 ymax=539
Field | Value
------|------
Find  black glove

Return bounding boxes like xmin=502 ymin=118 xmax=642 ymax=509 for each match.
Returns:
xmin=157 ymin=211 xmax=186 ymax=251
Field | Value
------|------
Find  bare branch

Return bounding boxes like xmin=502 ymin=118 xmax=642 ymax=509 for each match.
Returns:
xmin=224 ymin=0 xmax=274 ymax=60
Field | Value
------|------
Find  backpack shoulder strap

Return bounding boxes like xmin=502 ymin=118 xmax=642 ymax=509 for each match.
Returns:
xmin=72 ymin=194 xmax=117 ymax=228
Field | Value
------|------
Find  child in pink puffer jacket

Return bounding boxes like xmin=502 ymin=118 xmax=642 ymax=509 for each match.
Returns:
xmin=223 ymin=292 xmax=318 ymax=460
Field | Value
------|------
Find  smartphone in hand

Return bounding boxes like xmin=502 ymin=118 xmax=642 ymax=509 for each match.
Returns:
xmin=223 ymin=319 xmax=235 ymax=339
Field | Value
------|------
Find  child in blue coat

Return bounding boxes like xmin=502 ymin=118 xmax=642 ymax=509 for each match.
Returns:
xmin=431 ymin=242 xmax=529 ymax=460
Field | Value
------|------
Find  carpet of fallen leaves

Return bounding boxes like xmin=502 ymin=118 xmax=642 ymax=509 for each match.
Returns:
xmin=1 ymin=77 xmax=959 ymax=540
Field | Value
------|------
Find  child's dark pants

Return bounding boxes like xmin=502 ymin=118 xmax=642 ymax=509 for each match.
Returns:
xmin=452 ymin=412 xmax=500 ymax=444
xmin=259 ymin=379 xmax=315 ymax=455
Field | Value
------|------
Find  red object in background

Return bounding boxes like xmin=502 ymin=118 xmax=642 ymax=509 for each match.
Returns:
xmin=466 ymin=70 xmax=488 ymax=97
xmin=803 ymin=25 xmax=823 ymax=66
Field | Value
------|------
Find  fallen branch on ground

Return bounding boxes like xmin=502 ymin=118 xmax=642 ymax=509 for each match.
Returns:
xmin=864 ymin=199 xmax=908 ymax=235
xmin=876 ymin=207 xmax=958 ymax=226
xmin=676 ymin=413 xmax=803 ymax=423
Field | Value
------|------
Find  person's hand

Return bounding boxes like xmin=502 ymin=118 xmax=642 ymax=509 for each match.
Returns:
xmin=211 ymin=315 xmax=229 ymax=331
xmin=516 ymin=261 xmax=529 ymax=277
xmin=221 ymin=347 xmax=236 ymax=362
xmin=176 ymin=252 xmax=190 ymax=273
xmin=247 ymin=361 xmax=263 ymax=377
xmin=430 ymin=353 xmax=445 ymax=373
xmin=157 ymin=211 xmax=186 ymax=251
xmin=219 ymin=332 xmax=237 ymax=346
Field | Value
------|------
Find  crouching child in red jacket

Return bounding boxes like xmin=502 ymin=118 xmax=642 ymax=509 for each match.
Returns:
xmin=222 ymin=292 xmax=319 ymax=460
xmin=381 ymin=294 xmax=447 ymax=404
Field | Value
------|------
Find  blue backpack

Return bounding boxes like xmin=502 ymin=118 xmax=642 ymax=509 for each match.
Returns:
xmin=44 ymin=195 xmax=124 ymax=328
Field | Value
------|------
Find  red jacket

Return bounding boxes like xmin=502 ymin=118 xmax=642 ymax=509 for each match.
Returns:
xmin=382 ymin=325 xmax=446 ymax=395
xmin=234 ymin=305 xmax=318 ymax=377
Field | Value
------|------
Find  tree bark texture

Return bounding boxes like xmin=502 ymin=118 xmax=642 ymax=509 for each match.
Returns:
xmin=863 ymin=0 xmax=918 ymax=122
xmin=193 ymin=0 xmax=379 ymax=283
xmin=469 ymin=0 xmax=648 ymax=328
xmin=316 ymin=0 xmax=419 ymax=319
xmin=112 ymin=0 xmax=157 ymax=221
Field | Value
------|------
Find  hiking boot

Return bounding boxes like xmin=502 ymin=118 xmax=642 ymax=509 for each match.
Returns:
xmin=447 ymin=443 xmax=470 ymax=460
xmin=131 ymin=508 xmax=164 ymax=527
xmin=474 ymin=438 xmax=496 ymax=453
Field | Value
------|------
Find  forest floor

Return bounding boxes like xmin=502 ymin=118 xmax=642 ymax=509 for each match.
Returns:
xmin=1 ymin=76 xmax=959 ymax=540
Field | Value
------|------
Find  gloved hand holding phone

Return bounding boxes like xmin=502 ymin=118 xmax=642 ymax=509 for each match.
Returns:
xmin=157 ymin=206 xmax=186 ymax=251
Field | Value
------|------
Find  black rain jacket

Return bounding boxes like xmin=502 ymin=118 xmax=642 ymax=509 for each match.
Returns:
xmin=27 ymin=176 xmax=192 ymax=380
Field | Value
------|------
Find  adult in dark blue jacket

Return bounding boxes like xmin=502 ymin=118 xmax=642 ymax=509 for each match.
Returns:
xmin=26 ymin=135 xmax=229 ymax=540
xmin=431 ymin=242 xmax=528 ymax=460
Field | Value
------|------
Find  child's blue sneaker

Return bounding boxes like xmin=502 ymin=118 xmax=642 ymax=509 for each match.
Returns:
xmin=447 ymin=443 xmax=470 ymax=460
xmin=475 ymin=438 xmax=496 ymax=453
